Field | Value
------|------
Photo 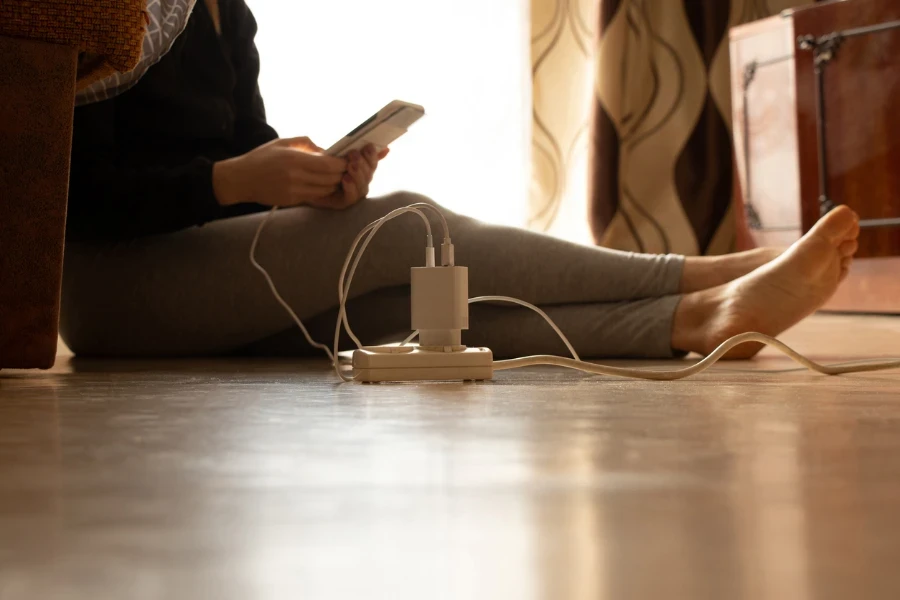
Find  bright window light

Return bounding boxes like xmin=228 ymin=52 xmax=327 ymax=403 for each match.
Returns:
xmin=252 ymin=0 xmax=532 ymax=228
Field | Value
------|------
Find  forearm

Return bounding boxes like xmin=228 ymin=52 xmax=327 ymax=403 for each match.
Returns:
xmin=212 ymin=157 xmax=243 ymax=207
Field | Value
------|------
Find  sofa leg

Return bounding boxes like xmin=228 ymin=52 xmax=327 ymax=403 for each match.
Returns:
xmin=0 ymin=36 xmax=77 ymax=369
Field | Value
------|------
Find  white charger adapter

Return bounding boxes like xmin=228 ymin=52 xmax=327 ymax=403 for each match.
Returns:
xmin=411 ymin=265 xmax=468 ymax=350
xmin=352 ymin=263 xmax=494 ymax=383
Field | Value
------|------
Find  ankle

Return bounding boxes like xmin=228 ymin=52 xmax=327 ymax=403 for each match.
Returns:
xmin=679 ymin=257 xmax=720 ymax=294
xmin=671 ymin=288 xmax=719 ymax=354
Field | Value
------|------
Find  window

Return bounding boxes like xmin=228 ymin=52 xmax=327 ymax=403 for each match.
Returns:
xmin=253 ymin=0 xmax=532 ymax=228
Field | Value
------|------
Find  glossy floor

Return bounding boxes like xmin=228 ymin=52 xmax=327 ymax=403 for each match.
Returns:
xmin=2 ymin=315 xmax=900 ymax=599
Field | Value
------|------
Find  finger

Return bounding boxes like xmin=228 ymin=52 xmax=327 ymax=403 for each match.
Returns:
xmin=363 ymin=160 xmax=376 ymax=185
xmin=279 ymin=136 xmax=319 ymax=151
xmin=305 ymin=153 xmax=347 ymax=174
xmin=338 ymin=174 xmax=360 ymax=208
xmin=350 ymin=148 xmax=375 ymax=182
xmin=377 ymin=147 xmax=390 ymax=160
xmin=288 ymin=137 xmax=327 ymax=154
xmin=346 ymin=150 xmax=362 ymax=174
xmin=348 ymin=158 xmax=371 ymax=196
xmin=285 ymin=150 xmax=347 ymax=174
xmin=362 ymin=145 xmax=379 ymax=170
xmin=293 ymin=168 xmax=344 ymax=187
xmin=348 ymin=153 xmax=372 ymax=181
xmin=289 ymin=183 xmax=340 ymax=205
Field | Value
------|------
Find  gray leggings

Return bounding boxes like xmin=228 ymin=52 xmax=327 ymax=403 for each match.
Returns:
xmin=60 ymin=192 xmax=685 ymax=359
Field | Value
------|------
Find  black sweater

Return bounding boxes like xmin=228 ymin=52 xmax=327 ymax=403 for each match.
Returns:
xmin=67 ymin=0 xmax=277 ymax=242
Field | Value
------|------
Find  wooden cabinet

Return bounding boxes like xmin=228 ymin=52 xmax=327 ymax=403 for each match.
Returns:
xmin=730 ymin=0 xmax=900 ymax=313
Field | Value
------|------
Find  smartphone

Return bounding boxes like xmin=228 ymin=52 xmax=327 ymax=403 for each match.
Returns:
xmin=326 ymin=100 xmax=425 ymax=157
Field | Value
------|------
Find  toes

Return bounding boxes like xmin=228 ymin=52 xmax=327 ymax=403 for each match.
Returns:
xmin=840 ymin=256 xmax=853 ymax=283
xmin=814 ymin=205 xmax=859 ymax=243
xmin=839 ymin=239 xmax=859 ymax=257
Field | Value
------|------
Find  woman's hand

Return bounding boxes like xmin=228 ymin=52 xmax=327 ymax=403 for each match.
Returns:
xmin=212 ymin=137 xmax=348 ymax=208
xmin=309 ymin=144 xmax=390 ymax=209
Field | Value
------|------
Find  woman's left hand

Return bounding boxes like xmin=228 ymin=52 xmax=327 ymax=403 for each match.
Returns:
xmin=309 ymin=144 xmax=390 ymax=209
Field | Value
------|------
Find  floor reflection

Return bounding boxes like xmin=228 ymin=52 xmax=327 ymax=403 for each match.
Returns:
xmin=525 ymin=381 xmax=820 ymax=600
xmin=2 ymin=336 xmax=899 ymax=599
xmin=723 ymin=386 xmax=811 ymax=600
xmin=0 ymin=378 xmax=63 ymax=571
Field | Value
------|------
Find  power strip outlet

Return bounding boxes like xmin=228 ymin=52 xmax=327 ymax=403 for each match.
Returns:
xmin=352 ymin=346 xmax=494 ymax=383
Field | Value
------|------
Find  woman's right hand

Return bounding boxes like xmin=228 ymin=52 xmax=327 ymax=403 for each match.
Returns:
xmin=212 ymin=137 xmax=348 ymax=208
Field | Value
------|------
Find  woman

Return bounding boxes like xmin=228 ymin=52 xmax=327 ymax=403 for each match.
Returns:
xmin=62 ymin=0 xmax=860 ymax=360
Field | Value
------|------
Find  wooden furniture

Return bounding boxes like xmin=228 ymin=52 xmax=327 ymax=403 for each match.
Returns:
xmin=0 ymin=37 xmax=78 ymax=369
xmin=730 ymin=0 xmax=900 ymax=313
xmin=0 ymin=1 xmax=144 ymax=369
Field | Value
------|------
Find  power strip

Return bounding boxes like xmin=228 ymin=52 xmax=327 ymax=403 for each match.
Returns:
xmin=352 ymin=346 xmax=494 ymax=383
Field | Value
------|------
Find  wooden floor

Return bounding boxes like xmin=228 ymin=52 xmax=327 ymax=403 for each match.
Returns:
xmin=2 ymin=314 xmax=900 ymax=599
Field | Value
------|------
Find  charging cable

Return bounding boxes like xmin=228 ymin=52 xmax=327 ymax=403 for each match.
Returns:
xmin=400 ymin=296 xmax=581 ymax=361
xmin=250 ymin=206 xmax=337 ymax=362
xmin=251 ymin=203 xmax=451 ymax=381
xmin=252 ymin=203 xmax=900 ymax=382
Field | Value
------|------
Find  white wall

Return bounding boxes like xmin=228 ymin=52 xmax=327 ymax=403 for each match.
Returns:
xmin=251 ymin=0 xmax=532 ymax=228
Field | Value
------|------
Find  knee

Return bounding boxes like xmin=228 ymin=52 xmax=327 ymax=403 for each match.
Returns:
xmin=373 ymin=191 xmax=462 ymax=234
xmin=363 ymin=191 xmax=477 ymax=245
xmin=376 ymin=190 xmax=443 ymax=211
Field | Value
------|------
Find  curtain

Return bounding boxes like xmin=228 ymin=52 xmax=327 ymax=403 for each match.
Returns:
xmin=530 ymin=0 xmax=817 ymax=255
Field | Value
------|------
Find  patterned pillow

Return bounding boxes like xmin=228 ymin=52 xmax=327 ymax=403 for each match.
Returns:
xmin=76 ymin=0 xmax=197 ymax=106
xmin=0 ymin=0 xmax=146 ymax=84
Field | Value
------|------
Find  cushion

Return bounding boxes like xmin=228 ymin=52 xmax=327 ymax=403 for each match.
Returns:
xmin=76 ymin=0 xmax=197 ymax=105
xmin=0 ymin=0 xmax=146 ymax=88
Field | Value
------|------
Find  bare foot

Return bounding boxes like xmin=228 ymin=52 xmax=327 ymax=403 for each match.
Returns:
xmin=680 ymin=247 xmax=782 ymax=293
xmin=672 ymin=206 xmax=860 ymax=358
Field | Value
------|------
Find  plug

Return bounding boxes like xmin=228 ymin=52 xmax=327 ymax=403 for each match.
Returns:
xmin=411 ymin=264 xmax=468 ymax=350
xmin=425 ymin=234 xmax=435 ymax=267
xmin=441 ymin=240 xmax=455 ymax=267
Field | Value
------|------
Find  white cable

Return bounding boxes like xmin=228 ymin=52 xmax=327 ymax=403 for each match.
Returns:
xmin=468 ymin=296 xmax=581 ymax=361
xmin=334 ymin=206 xmax=448 ymax=381
xmin=337 ymin=202 xmax=449 ymax=313
xmin=407 ymin=202 xmax=450 ymax=243
xmin=470 ymin=295 xmax=900 ymax=379
xmin=337 ymin=208 xmax=432 ymax=349
xmin=493 ymin=332 xmax=900 ymax=380
xmin=333 ymin=208 xmax=434 ymax=380
xmin=335 ymin=206 xmax=439 ymax=344
xmin=398 ymin=296 xmax=580 ymax=360
xmin=250 ymin=204 xmax=438 ymax=382
xmin=399 ymin=294 xmax=899 ymax=380
xmin=250 ymin=207 xmax=335 ymax=363
xmin=338 ymin=222 xmax=378 ymax=349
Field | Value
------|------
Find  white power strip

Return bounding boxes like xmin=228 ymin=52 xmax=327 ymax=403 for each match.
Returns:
xmin=352 ymin=346 xmax=494 ymax=383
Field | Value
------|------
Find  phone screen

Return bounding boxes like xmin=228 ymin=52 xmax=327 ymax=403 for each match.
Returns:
xmin=345 ymin=112 xmax=378 ymax=138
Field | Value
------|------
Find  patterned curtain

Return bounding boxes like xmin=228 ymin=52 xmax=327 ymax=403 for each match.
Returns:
xmin=530 ymin=0 xmax=817 ymax=255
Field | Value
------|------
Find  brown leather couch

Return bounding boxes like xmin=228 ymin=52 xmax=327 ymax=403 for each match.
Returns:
xmin=0 ymin=1 xmax=145 ymax=369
